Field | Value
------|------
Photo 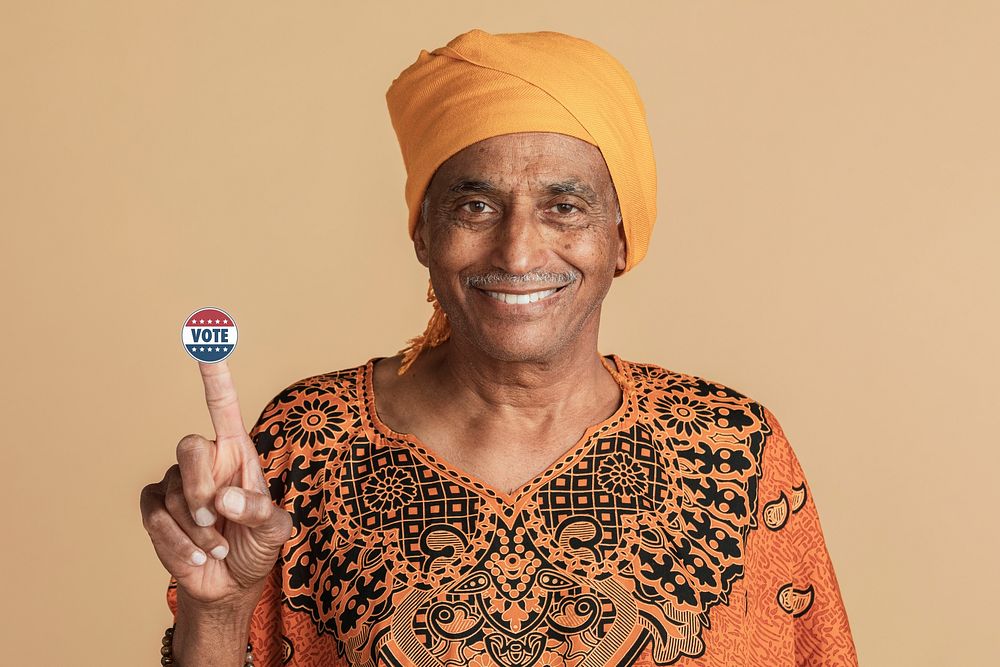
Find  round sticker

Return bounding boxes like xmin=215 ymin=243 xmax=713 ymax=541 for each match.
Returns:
xmin=181 ymin=307 xmax=238 ymax=363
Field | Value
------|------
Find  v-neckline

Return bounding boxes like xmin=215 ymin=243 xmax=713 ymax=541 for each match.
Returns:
xmin=359 ymin=353 xmax=638 ymax=509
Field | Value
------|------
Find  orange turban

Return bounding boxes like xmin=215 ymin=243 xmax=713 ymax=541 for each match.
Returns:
xmin=385 ymin=29 xmax=657 ymax=373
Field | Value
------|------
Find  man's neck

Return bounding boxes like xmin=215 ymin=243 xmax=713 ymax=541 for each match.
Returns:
xmin=372 ymin=332 xmax=624 ymax=493
xmin=412 ymin=333 xmax=620 ymax=433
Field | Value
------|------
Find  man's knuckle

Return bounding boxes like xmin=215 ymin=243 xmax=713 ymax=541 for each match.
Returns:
xmin=277 ymin=508 xmax=293 ymax=535
xmin=144 ymin=508 xmax=170 ymax=535
xmin=139 ymin=482 xmax=159 ymax=504
xmin=248 ymin=494 xmax=273 ymax=522
xmin=206 ymin=394 xmax=238 ymax=411
xmin=175 ymin=434 xmax=207 ymax=458
xmin=188 ymin=485 xmax=214 ymax=506
xmin=242 ymin=493 xmax=261 ymax=517
xmin=165 ymin=530 xmax=191 ymax=554
xmin=164 ymin=488 xmax=188 ymax=515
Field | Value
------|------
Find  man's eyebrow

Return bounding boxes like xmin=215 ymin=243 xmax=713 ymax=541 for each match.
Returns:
xmin=545 ymin=180 xmax=598 ymax=202
xmin=448 ymin=180 xmax=500 ymax=196
xmin=445 ymin=179 xmax=600 ymax=202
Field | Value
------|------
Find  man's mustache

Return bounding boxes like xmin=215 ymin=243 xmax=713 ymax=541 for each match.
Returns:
xmin=463 ymin=270 xmax=580 ymax=289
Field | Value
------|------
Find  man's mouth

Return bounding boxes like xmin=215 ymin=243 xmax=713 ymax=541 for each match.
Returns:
xmin=479 ymin=285 xmax=567 ymax=304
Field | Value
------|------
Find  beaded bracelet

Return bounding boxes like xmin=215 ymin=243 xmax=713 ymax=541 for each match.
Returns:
xmin=161 ymin=625 xmax=254 ymax=666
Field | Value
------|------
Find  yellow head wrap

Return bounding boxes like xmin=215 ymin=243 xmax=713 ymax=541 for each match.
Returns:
xmin=385 ymin=29 xmax=657 ymax=373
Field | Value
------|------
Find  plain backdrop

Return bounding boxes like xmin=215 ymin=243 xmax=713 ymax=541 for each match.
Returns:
xmin=2 ymin=1 xmax=997 ymax=664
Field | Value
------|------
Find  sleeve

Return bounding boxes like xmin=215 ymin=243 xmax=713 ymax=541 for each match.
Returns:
xmin=165 ymin=385 xmax=297 ymax=667
xmin=743 ymin=404 xmax=858 ymax=667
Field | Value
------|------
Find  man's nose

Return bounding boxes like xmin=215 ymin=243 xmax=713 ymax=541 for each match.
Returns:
xmin=490 ymin=202 xmax=548 ymax=275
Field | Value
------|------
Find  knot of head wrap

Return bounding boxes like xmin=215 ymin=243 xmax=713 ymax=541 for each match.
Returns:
xmin=385 ymin=29 xmax=657 ymax=374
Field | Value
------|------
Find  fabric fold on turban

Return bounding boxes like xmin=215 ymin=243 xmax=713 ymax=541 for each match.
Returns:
xmin=385 ymin=29 xmax=657 ymax=373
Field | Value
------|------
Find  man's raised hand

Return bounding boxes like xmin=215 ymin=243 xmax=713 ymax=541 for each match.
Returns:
xmin=140 ymin=360 xmax=292 ymax=607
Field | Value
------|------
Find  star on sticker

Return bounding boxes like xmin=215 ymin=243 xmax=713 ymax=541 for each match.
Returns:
xmin=215 ymin=319 xmax=221 ymax=324
xmin=199 ymin=319 xmax=205 ymax=324
xmin=223 ymin=347 xmax=228 ymax=352
xmin=222 ymin=319 xmax=228 ymax=324
xmin=199 ymin=347 xmax=205 ymax=352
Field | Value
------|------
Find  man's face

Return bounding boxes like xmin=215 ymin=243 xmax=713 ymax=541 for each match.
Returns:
xmin=414 ymin=132 xmax=626 ymax=363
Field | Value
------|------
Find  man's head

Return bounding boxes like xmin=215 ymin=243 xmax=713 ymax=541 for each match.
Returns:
xmin=413 ymin=132 xmax=626 ymax=362
xmin=386 ymin=29 xmax=656 ymax=372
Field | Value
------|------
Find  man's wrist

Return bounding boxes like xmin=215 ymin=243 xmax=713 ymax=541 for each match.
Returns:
xmin=172 ymin=586 xmax=263 ymax=666
xmin=176 ymin=586 xmax=262 ymax=626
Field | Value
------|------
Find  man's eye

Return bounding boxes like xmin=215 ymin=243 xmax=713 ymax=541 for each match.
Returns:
xmin=461 ymin=201 xmax=495 ymax=214
xmin=551 ymin=203 xmax=580 ymax=215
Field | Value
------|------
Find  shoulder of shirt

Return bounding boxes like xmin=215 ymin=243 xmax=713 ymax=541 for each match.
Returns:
xmin=620 ymin=356 xmax=754 ymax=402
xmin=249 ymin=359 xmax=375 ymax=464
xmin=248 ymin=358 xmax=373 ymax=441
xmin=619 ymin=356 xmax=785 ymax=433
xmin=264 ymin=358 xmax=371 ymax=405
xmin=619 ymin=356 xmax=798 ymax=484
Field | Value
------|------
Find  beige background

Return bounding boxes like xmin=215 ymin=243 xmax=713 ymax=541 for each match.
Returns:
xmin=2 ymin=1 xmax=997 ymax=664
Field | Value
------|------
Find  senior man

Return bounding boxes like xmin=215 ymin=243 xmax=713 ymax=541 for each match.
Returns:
xmin=141 ymin=30 xmax=857 ymax=667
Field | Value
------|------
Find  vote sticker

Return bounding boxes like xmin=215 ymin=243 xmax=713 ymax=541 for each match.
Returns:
xmin=181 ymin=307 xmax=238 ymax=363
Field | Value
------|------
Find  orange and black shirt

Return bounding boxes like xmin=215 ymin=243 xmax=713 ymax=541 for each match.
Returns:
xmin=167 ymin=355 xmax=857 ymax=666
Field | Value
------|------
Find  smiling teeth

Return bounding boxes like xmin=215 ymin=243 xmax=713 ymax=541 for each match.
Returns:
xmin=484 ymin=288 xmax=559 ymax=304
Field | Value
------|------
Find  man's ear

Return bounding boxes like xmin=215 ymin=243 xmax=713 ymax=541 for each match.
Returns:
xmin=413 ymin=213 xmax=430 ymax=268
xmin=614 ymin=220 xmax=627 ymax=273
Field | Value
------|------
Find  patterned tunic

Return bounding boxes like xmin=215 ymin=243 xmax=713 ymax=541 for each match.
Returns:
xmin=167 ymin=355 xmax=857 ymax=666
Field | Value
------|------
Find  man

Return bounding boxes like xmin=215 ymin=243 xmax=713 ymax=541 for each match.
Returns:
xmin=141 ymin=29 xmax=857 ymax=666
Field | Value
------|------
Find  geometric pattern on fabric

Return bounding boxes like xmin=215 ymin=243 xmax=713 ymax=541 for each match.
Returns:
xmin=166 ymin=355 xmax=857 ymax=666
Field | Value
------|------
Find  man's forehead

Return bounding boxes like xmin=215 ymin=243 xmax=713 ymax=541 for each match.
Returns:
xmin=433 ymin=147 xmax=611 ymax=199
xmin=437 ymin=132 xmax=605 ymax=174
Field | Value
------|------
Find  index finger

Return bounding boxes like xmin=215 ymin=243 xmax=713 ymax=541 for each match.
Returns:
xmin=198 ymin=359 xmax=248 ymax=444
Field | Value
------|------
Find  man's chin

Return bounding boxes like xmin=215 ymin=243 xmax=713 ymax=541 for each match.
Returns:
xmin=463 ymin=328 xmax=569 ymax=364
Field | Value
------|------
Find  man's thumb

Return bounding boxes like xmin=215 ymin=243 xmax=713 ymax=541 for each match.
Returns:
xmin=216 ymin=487 xmax=292 ymax=539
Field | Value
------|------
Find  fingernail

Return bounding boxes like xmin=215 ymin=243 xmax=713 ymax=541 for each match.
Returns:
xmin=210 ymin=545 xmax=229 ymax=560
xmin=222 ymin=488 xmax=245 ymax=515
xmin=194 ymin=508 xmax=216 ymax=527
xmin=191 ymin=550 xmax=207 ymax=566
